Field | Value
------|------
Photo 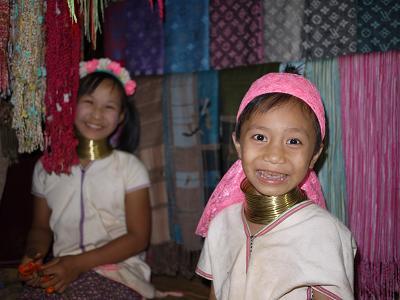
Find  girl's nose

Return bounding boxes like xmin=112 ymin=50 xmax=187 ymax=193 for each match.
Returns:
xmin=91 ymin=106 xmax=103 ymax=119
xmin=262 ymin=143 xmax=285 ymax=164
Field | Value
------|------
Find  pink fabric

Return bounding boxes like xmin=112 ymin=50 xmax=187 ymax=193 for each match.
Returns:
xmin=196 ymin=72 xmax=326 ymax=237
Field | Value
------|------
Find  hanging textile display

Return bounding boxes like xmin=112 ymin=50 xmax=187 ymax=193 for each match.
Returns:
xmin=197 ymin=71 xmax=220 ymax=200
xmin=0 ymin=0 xmax=10 ymax=98
xmin=162 ymin=73 xmax=205 ymax=251
xmin=339 ymin=50 xmax=400 ymax=299
xmin=210 ymin=0 xmax=264 ymax=70
xmin=42 ymin=0 xmax=81 ymax=174
xmin=263 ymin=0 xmax=305 ymax=63
xmin=124 ymin=0 xmax=164 ymax=76
xmin=103 ymin=1 xmax=128 ymax=65
xmin=305 ymin=58 xmax=348 ymax=224
xmin=164 ymin=0 xmax=209 ymax=73
xmin=302 ymin=0 xmax=357 ymax=59
xmin=134 ymin=75 xmax=170 ymax=246
xmin=10 ymin=0 xmax=46 ymax=153
xmin=357 ymin=0 xmax=400 ymax=53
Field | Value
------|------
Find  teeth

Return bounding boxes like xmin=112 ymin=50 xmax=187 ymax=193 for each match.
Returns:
xmin=86 ymin=123 xmax=102 ymax=129
xmin=257 ymin=170 xmax=286 ymax=181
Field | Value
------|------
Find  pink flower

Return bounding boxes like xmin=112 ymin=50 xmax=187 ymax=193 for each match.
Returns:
xmin=125 ymin=80 xmax=136 ymax=95
xmin=107 ymin=62 xmax=122 ymax=75
xmin=86 ymin=59 xmax=99 ymax=73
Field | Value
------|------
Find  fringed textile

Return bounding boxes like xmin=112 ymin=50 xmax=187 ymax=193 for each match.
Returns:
xmin=42 ymin=0 xmax=81 ymax=174
xmin=263 ymin=0 xmax=305 ymax=63
xmin=339 ymin=50 xmax=400 ymax=299
xmin=134 ymin=76 xmax=170 ymax=246
xmin=10 ymin=0 xmax=46 ymax=153
xmin=162 ymin=73 xmax=204 ymax=251
xmin=0 ymin=0 xmax=10 ymax=98
xmin=164 ymin=0 xmax=209 ymax=73
xmin=357 ymin=0 xmax=400 ymax=53
xmin=210 ymin=0 xmax=264 ymax=70
xmin=124 ymin=0 xmax=164 ymax=76
xmin=302 ymin=0 xmax=357 ymax=59
xmin=305 ymin=59 xmax=348 ymax=224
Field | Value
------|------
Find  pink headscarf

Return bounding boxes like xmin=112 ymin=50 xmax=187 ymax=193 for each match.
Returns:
xmin=196 ymin=72 xmax=327 ymax=237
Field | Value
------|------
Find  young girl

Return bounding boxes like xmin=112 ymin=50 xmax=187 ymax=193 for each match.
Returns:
xmin=18 ymin=58 xmax=156 ymax=299
xmin=195 ymin=72 xmax=356 ymax=299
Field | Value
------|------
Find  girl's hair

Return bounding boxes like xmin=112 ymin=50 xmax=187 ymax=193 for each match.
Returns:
xmin=78 ymin=72 xmax=140 ymax=154
xmin=235 ymin=93 xmax=322 ymax=154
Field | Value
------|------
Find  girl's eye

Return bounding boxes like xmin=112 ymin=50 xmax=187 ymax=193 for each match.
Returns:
xmin=253 ymin=134 xmax=267 ymax=142
xmin=287 ymin=138 xmax=301 ymax=145
xmin=105 ymin=105 xmax=116 ymax=110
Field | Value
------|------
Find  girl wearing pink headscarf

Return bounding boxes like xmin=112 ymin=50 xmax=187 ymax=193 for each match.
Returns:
xmin=195 ymin=72 xmax=356 ymax=299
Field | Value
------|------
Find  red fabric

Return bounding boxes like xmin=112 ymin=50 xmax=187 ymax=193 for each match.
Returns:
xmin=0 ymin=0 xmax=10 ymax=97
xmin=42 ymin=0 xmax=81 ymax=174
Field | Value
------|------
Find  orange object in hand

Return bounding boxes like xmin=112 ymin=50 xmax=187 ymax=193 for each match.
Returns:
xmin=18 ymin=261 xmax=41 ymax=277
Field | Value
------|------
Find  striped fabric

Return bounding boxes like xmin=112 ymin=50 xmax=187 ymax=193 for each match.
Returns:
xmin=305 ymin=58 xmax=348 ymax=224
xmin=339 ymin=50 xmax=400 ymax=299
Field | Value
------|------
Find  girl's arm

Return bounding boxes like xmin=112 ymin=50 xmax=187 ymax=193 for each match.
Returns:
xmin=20 ymin=196 xmax=52 ymax=285
xmin=209 ymin=283 xmax=217 ymax=300
xmin=41 ymin=187 xmax=151 ymax=292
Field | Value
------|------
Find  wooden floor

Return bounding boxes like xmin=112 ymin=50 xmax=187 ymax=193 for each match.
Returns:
xmin=0 ymin=268 xmax=210 ymax=299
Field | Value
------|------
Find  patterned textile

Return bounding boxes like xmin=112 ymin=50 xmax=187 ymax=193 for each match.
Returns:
xmin=219 ymin=63 xmax=279 ymax=172
xmin=104 ymin=1 xmax=128 ymax=65
xmin=302 ymin=0 xmax=357 ymax=59
xmin=339 ymin=50 xmax=400 ymax=299
xmin=124 ymin=0 xmax=164 ymax=76
xmin=263 ymin=0 xmax=305 ymax=63
xmin=162 ymin=73 xmax=205 ymax=251
xmin=210 ymin=0 xmax=264 ymax=70
xmin=164 ymin=0 xmax=209 ymax=73
xmin=18 ymin=270 xmax=142 ymax=299
xmin=357 ymin=0 xmax=400 ymax=53
xmin=197 ymin=71 xmax=220 ymax=200
xmin=135 ymin=75 xmax=170 ymax=245
xmin=305 ymin=59 xmax=348 ymax=224
xmin=0 ymin=0 xmax=10 ymax=98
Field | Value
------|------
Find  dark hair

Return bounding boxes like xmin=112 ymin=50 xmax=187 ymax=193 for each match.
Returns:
xmin=235 ymin=93 xmax=322 ymax=154
xmin=78 ymin=72 xmax=140 ymax=154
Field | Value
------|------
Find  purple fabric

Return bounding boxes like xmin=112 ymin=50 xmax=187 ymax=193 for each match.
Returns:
xmin=18 ymin=270 xmax=142 ymax=299
xmin=124 ymin=0 xmax=164 ymax=76
xmin=210 ymin=0 xmax=265 ymax=70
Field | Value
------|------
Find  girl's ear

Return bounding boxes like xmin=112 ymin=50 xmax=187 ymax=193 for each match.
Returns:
xmin=232 ymin=132 xmax=242 ymax=159
xmin=309 ymin=143 xmax=324 ymax=169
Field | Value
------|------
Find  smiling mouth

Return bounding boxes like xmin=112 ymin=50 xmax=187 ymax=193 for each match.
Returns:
xmin=86 ymin=122 xmax=102 ymax=130
xmin=256 ymin=170 xmax=288 ymax=182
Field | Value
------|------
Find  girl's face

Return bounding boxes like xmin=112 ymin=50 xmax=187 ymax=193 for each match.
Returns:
xmin=233 ymin=101 xmax=322 ymax=196
xmin=75 ymin=79 xmax=124 ymax=141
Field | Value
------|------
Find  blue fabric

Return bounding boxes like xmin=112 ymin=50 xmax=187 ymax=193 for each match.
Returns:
xmin=163 ymin=0 xmax=209 ymax=73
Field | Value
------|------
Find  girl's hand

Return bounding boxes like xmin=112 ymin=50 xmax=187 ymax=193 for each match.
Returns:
xmin=40 ymin=255 xmax=82 ymax=293
xmin=18 ymin=252 xmax=43 ymax=287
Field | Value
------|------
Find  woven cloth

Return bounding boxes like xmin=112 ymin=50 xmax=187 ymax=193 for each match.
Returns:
xmin=164 ymin=0 xmax=209 ymax=73
xmin=357 ymin=0 xmax=400 ymax=53
xmin=210 ymin=0 xmax=264 ymax=70
xmin=263 ymin=0 xmax=305 ymax=62
xmin=305 ymin=58 xmax=348 ymax=224
xmin=339 ymin=50 xmax=400 ymax=299
xmin=0 ymin=0 xmax=10 ymax=98
xmin=124 ymin=0 xmax=164 ymax=76
xmin=302 ymin=0 xmax=357 ymax=59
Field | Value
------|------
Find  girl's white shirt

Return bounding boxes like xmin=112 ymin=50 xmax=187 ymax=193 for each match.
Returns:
xmin=32 ymin=150 xmax=155 ymax=298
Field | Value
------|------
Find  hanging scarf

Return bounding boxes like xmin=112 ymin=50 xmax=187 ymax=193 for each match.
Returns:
xmin=10 ymin=0 xmax=46 ymax=153
xmin=0 ymin=0 xmax=10 ymax=98
xmin=356 ymin=0 xmax=400 ymax=53
xmin=263 ymin=0 xmax=305 ymax=62
xmin=302 ymin=0 xmax=357 ymax=59
xmin=305 ymin=58 xmax=348 ymax=224
xmin=339 ymin=50 xmax=400 ymax=298
xmin=210 ymin=0 xmax=264 ymax=70
xmin=42 ymin=0 xmax=81 ymax=174
xmin=164 ymin=0 xmax=209 ymax=73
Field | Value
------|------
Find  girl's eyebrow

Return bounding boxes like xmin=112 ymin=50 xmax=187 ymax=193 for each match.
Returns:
xmin=247 ymin=125 xmax=311 ymax=137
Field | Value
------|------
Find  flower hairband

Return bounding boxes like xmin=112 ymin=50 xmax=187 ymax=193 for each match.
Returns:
xmin=79 ymin=58 xmax=136 ymax=96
